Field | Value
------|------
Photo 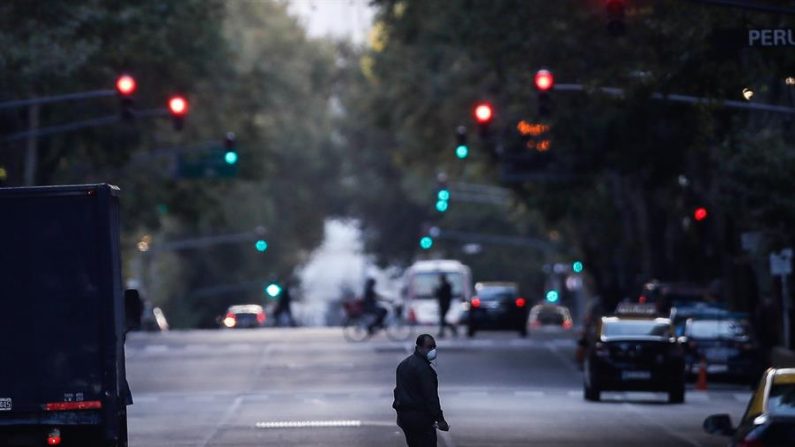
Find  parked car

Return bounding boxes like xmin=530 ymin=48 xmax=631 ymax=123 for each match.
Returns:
xmin=529 ymin=304 xmax=574 ymax=332
xmin=462 ymin=282 xmax=529 ymax=337
xmin=704 ymin=367 xmax=795 ymax=446
xmin=221 ymin=304 xmax=266 ymax=329
xmin=683 ymin=316 xmax=762 ymax=383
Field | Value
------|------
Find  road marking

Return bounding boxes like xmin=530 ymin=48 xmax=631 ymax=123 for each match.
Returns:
xmin=687 ymin=392 xmax=709 ymax=402
xmin=199 ymin=395 xmax=243 ymax=447
xmin=455 ymin=391 xmax=489 ymax=398
xmin=734 ymin=393 xmax=751 ymax=402
xmin=567 ymin=390 xmax=582 ymax=398
xmin=143 ymin=344 xmax=169 ymax=352
xmin=514 ymin=390 xmax=545 ymax=398
xmin=256 ymin=420 xmax=362 ymax=429
xmin=621 ymin=402 xmax=703 ymax=447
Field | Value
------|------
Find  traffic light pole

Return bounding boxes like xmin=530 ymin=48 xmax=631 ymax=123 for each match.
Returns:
xmin=555 ymin=83 xmax=795 ymax=115
xmin=685 ymin=0 xmax=795 ymax=15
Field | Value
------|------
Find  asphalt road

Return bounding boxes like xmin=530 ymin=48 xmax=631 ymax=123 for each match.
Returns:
xmin=125 ymin=327 xmax=748 ymax=446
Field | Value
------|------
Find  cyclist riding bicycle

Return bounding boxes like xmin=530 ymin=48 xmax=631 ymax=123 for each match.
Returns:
xmin=363 ymin=277 xmax=388 ymax=333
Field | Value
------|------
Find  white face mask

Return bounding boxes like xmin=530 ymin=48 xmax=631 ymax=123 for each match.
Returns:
xmin=426 ymin=348 xmax=437 ymax=361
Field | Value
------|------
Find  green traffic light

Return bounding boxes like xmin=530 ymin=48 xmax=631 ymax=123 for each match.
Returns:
xmin=265 ymin=283 xmax=282 ymax=298
xmin=255 ymin=239 xmax=268 ymax=252
xmin=420 ymin=236 xmax=433 ymax=250
xmin=546 ymin=290 xmax=559 ymax=303
xmin=572 ymin=261 xmax=584 ymax=273
xmin=224 ymin=151 xmax=238 ymax=165
xmin=455 ymin=145 xmax=469 ymax=159
xmin=435 ymin=200 xmax=449 ymax=212
xmin=437 ymin=189 xmax=450 ymax=201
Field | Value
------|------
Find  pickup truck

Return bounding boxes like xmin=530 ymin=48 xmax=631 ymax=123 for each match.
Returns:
xmin=0 ymin=184 xmax=129 ymax=446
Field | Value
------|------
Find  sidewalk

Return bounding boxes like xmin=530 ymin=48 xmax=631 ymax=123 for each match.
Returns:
xmin=772 ymin=346 xmax=795 ymax=368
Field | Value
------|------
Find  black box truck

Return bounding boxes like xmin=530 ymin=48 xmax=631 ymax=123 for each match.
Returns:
xmin=0 ymin=184 xmax=129 ymax=446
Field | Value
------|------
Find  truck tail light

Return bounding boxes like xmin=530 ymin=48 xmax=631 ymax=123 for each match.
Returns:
xmin=47 ymin=428 xmax=61 ymax=445
xmin=44 ymin=401 xmax=102 ymax=411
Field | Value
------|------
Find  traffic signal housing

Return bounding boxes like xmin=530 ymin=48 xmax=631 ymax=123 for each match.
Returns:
xmin=224 ymin=132 xmax=238 ymax=165
xmin=534 ymin=69 xmax=555 ymax=118
xmin=606 ymin=0 xmax=626 ymax=36
xmin=473 ymin=101 xmax=494 ymax=137
xmin=419 ymin=236 xmax=433 ymax=250
xmin=455 ymin=126 xmax=469 ymax=160
xmin=115 ymin=74 xmax=136 ymax=120
xmin=167 ymin=95 xmax=189 ymax=130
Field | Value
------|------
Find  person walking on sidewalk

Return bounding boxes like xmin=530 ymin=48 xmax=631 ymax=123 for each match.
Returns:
xmin=435 ymin=274 xmax=457 ymax=338
xmin=393 ymin=334 xmax=449 ymax=447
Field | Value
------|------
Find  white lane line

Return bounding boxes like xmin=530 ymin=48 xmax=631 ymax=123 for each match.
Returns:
xmin=621 ymin=402 xmax=703 ymax=447
xmin=733 ymin=393 xmax=751 ymax=402
xmin=143 ymin=344 xmax=169 ymax=352
xmin=227 ymin=343 xmax=253 ymax=351
xmin=687 ymin=392 xmax=709 ymax=402
xmin=186 ymin=395 xmax=216 ymax=403
xmin=454 ymin=391 xmax=489 ymax=398
xmin=514 ymin=391 xmax=545 ymax=398
xmin=199 ymin=395 xmax=243 ymax=447
xmin=567 ymin=390 xmax=582 ymax=398
xmin=256 ymin=420 xmax=362 ymax=429
xmin=185 ymin=344 xmax=209 ymax=351
xmin=544 ymin=342 xmax=580 ymax=374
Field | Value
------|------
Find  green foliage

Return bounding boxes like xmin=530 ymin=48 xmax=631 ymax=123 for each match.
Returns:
xmin=341 ymin=0 xmax=795 ymax=303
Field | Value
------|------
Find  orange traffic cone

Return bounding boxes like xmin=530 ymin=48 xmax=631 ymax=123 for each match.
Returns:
xmin=695 ymin=357 xmax=708 ymax=391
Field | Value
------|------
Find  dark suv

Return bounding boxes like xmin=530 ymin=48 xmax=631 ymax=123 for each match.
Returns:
xmin=463 ymin=282 xmax=529 ymax=337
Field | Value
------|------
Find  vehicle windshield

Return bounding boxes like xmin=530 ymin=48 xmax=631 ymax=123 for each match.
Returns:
xmin=688 ymin=320 xmax=750 ymax=339
xmin=602 ymin=320 xmax=672 ymax=338
xmin=768 ymin=384 xmax=795 ymax=416
xmin=478 ymin=287 xmax=517 ymax=300
xmin=411 ymin=273 xmax=464 ymax=299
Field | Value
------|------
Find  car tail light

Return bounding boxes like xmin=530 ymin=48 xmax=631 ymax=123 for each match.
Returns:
xmin=256 ymin=312 xmax=266 ymax=324
xmin=562 ymin=320 xmax=573 ymax=330
xmin=47 ymin=428 xmax=61 ymax=445
xmin=44 ymin=401 xmax=102 ymax=411
xmin=515 ymin=297 xmax=526 ymax=308
xmin=595 ymin=342 xmax=610 ymax=358
xmin=639 ymin=295 xmax=647 ymax=304
xmin=471 ymin=297 xmax=481 ymax=308
xmin=738 ymin=439 xmax=764 ymax=447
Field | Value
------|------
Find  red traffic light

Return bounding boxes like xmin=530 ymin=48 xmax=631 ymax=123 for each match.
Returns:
xmin=473 ymin=102 xmax=494 ymax=124
xmin=694 ymin=207 xmax=708 ymax=222
xmin=168 ymin=95 xmax=189 ymax=117
xmin=115 ymin=75 xmax=136 ymax=97
xmin=534 ymin=69 xmax=555 ymax=92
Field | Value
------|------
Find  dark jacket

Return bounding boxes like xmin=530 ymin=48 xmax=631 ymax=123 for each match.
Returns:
xmin=436 ymin=281 xmax=453 ymax=310
xmin=393 ymin=351 xmax=445 ymax=423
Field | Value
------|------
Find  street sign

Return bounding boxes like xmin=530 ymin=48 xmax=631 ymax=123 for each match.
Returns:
xmin=770 ymin=249 xmax=793 ymax=276
xmin=747 ymin=28 xmax=795 ymax=47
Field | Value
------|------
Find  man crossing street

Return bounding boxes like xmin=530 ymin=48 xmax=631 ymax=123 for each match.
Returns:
xmin=393 ymin=334 xmax=449 ymax=447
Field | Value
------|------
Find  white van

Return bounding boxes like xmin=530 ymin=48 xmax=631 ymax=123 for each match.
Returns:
xmin=402 ymin=259 xmax=473 ymax=325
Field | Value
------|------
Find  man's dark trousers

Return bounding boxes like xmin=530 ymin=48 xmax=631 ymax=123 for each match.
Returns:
xmin=397 ymin=410 xmax=436 ymax=447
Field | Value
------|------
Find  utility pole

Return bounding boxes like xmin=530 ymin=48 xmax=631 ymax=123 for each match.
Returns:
xmin=23 ymin=104 xmax=39 ymax=186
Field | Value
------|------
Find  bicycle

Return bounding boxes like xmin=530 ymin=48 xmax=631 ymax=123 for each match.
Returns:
xmin=342 ymin=299 xmax=413 ymax=342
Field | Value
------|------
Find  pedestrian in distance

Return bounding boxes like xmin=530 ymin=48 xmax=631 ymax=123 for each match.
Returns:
xmin=363 ymin=277 xmax=388 ymax=333
xmin=435 ymin=274 xmax=457 ymax=338
xmin=273 ymin=282 xmax=296 ymax=327
xmin=393 ymin=334 xmax=449 ymax=447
